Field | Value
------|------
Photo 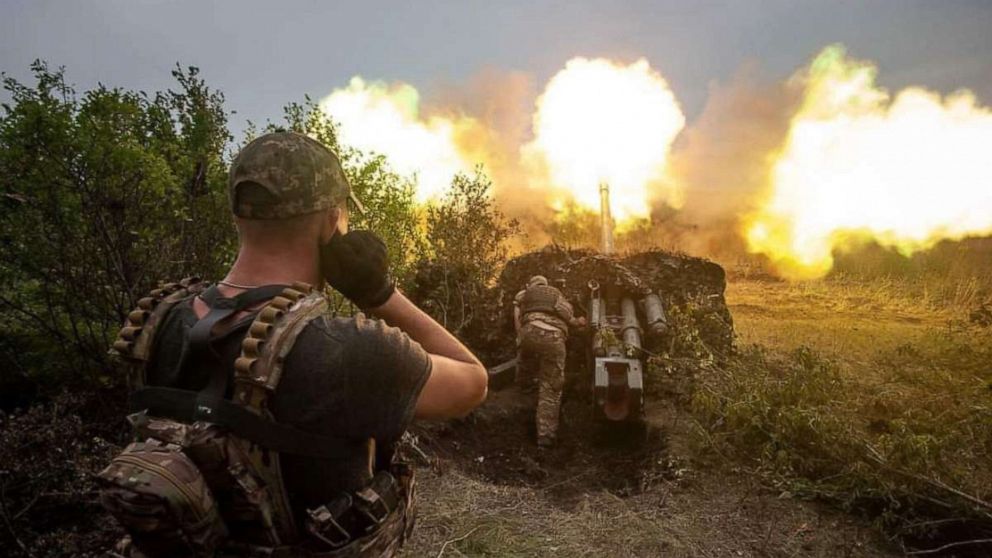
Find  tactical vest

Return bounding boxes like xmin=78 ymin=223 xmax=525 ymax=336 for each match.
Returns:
xmin=98 ymin=278 xmax=415 ymax=557
xmin=519 ymin=285 xmax=563 ymax=318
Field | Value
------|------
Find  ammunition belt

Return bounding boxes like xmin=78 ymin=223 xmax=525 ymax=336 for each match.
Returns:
xmin=111 ymin=277 xmax=205 ymax=391
xmin=112 ymin=277 xmax=203 ymax=361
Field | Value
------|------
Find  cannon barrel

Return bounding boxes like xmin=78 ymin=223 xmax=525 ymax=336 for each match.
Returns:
xmin=599 ymin=181 xmax=614 ymax=255
xmin=620 ymin=298 xmax=642 ymax=351
xmin=642 ymin=293 xmax=668 ymax=336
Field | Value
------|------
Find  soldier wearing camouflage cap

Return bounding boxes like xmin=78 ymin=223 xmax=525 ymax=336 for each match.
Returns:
xmin=100 ymin=131 xmax=487 ymax=557
xmin=229 ymin=131 xmax=365 ymax=220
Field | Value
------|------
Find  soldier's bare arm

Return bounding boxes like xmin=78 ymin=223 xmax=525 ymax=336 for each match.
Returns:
xmin=322 ymin=230 xmax=487 ymax=419
xmin=371 ymin=291 xmax=488 ymax=419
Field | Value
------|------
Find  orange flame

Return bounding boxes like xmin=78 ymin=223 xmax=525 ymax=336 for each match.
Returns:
xmin=524 ymin=57 xmax=686 ymax=223
xmin=747 ymin=45 xmax=992 ymax=278
xmin=318 ymin=77 xmax=478 ymax=202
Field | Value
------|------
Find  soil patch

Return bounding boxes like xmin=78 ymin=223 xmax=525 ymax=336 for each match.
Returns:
xmin=414 ymin=389 xmax=680 ymax=503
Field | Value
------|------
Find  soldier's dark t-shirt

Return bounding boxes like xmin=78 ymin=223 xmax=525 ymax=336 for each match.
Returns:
xmin=145 ymin=293 xmax=431 ymax=518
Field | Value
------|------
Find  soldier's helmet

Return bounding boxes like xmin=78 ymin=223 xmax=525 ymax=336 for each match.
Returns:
xmin=528 ymin=275 xmax=549 ymax=288
xmin=229 ymin=131 xmax=364 ymax=219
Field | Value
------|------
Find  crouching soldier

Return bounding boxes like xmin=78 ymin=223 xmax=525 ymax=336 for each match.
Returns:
xmin=514 ymin=275 xmax=585 ymax=447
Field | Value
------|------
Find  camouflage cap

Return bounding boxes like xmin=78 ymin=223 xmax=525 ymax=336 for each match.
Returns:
xmin=229 ymin=131 xmax=364 ymax=219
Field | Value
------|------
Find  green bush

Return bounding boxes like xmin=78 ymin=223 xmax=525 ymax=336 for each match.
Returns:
xmin=0 ymin=62 xmax=235 ymax=390
xmin=692 ymin=336 xmax=992 ymax=541
xmin=413 ymin=169 xmax=519 ymax=334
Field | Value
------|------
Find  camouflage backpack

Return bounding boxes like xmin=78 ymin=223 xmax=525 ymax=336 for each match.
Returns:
xmin=99 ymin=278 xmax=415 ymax=557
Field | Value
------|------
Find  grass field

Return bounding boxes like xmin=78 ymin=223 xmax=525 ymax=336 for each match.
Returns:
xmin=707 ymin=278 xmax=992 ymax=553
xmin=405 ymin=275 xmax=992 ymax=556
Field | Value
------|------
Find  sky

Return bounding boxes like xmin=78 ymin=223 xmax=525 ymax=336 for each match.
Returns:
xmin=2 ymin=0 xmax=991 ymax=138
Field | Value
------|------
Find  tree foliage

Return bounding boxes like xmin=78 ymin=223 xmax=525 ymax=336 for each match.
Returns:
xmin=0 ymin=61 xmax=235 ymax=390
xmin=412 ymin=169 xmax=520 ymax=333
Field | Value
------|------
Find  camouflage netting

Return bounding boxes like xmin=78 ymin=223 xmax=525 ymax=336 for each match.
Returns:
xmin=423 ymin=246 xmax=735 ymax=366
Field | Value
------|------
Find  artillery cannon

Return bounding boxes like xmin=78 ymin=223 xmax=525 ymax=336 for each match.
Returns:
xmin=587 ymin=279 xmax=667 ymax=424
xmin=470 ymin=184 xmax=729 ymax=436
xmin=428 ymin=181 xmax=732 ymax=440
xmin=585 ymin=180 xmax=667 ymax=425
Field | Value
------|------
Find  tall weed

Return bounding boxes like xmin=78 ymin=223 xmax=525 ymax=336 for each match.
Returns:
xmin=692 ymin=333 xmax=992 ymax=543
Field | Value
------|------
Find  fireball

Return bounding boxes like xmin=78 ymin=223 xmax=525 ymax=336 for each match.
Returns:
xmin=524 ymin=57 xmax=686 ymax=222
xmin=748 ymin=46 xmax=992 ymax=279
xmin=319 ymin=77 xmax=477 ymax=201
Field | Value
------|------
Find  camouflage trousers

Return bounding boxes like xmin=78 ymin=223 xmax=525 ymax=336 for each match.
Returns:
xmin=516 ymin=323 xmax=566 ymax=445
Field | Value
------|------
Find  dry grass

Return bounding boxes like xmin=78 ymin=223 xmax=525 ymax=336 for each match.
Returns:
xmin=405 ymin=465 xmax=891 ymax=557
xmin=406 ymin=469 xmax=674 ymax=557
xmin=727 ymin=277 xmax=975 ymax=368
xmin=700 ymin=278 xmax=992 ymax=548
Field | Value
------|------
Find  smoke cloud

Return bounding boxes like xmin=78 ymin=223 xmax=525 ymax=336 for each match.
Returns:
xmin=316 ymin=46 xmax=992 ymax=278
xmin=663 ymin=65 xmax=802 ymax=263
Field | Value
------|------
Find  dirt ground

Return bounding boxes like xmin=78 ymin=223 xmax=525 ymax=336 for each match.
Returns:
xmin=402 ymin=278 xmax=913 ymax=557
xmin=405 ymin=395 xmax=895 ymax=557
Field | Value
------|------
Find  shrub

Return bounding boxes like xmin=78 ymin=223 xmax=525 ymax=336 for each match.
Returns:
xmin=413 ymin=169 xmax=519 ymax=334
xmin=0 ymin=62 xmax=234 ymax=392
xmin=0 ymin=63 xmax=512 ymax=395
xmin=0 ymin=391 xmax=124 ymax=555
xmin=692 ymin=337 xmax=992 ymax=545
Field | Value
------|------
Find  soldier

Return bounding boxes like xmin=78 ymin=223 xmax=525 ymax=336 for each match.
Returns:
xmin=514 ymin=275 xmax=585 ymax=448
xmin=99 ymin=131 xmax=488 ymax=557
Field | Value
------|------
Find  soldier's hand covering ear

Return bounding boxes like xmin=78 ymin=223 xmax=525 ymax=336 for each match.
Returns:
xmin=320 ymin=230 xmax=395 ymax=309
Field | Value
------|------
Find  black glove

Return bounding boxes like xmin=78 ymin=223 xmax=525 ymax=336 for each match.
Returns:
xmin=319 ymin=230 xmax=395 ymax=309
